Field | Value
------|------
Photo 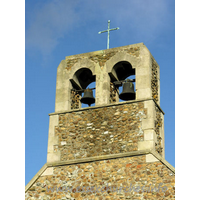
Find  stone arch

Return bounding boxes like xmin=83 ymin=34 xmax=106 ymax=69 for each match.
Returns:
xmin=68 ymin=58 xmax=97 ymax=80
xmin=103 ymin=52 xmax=139 ymax=103
xmin=55 ymin=58 xmax=98 ymax=112
xmin=71 ymin=67 xmax=96 ymax=90
xmin=69 ymin=58 xmax=98 ymax=109
xmin=111 ymin=61 xmax=135 ymax=81
xmin=68 ymin=58 xmax=98 ymax=89
xmin=104 ymin=51 xmax=140 ymax=75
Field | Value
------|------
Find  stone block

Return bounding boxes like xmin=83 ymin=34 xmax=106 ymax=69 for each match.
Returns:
xmin=47 ymin=152 xmax=60 ymax=163
xmin=138 ymin=141 xmax=154 ymax=151
xmin=146 ymin=153 xmax=159 ymax=162
xmin=141 ymin=118 xmax=154 ymax=130
xmin=47 ymin=115 xmax=60 ymax=163
xmin=136 ymin=67 xmax=150 ymax=76
xmin=144 ymin=130 xmax=156 ymax=141
xmin=136 ymin=75 xmax=151 ymax=89
xmin=41 ymin=167 xmax=53 ymax=176
xmin=136 ymin=88 xmax=151 ymax=100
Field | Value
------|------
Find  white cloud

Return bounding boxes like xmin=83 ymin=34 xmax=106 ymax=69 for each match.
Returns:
xmin=26 ymin=0 xmax=80 ymax=55
xmin=26 ymin=0 xmax=171 ymax=56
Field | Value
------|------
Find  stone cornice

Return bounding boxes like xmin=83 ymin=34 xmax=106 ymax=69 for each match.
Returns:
xmin=49 ymin=98 xmax=164 ymax=116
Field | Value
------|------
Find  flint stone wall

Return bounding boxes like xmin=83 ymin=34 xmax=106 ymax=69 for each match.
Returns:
xmin=25 ymin=155 xmax=175 ymax=200
xmin=54 ymin=102 xmax=147 ymax=161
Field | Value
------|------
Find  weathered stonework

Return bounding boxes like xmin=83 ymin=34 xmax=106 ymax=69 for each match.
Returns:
xmin=151 ymin=56 xmax=159 ymax=103
xmin=89 ymin=52 xmax=117 ymax=67
xmin=71 ymin=90 xmax=81 ymax=110
xmin=25 ymin=155 xmax=175 ymax=200
xmin=55 ymin=43 xmax=157 ymax=112
xmin=109 ymin=82 xmax=117 ymax=103
xmin=54 ymin=102 xmax=147 ymax=161
xmin=65 ymin=46 xmax=140 ymax=71
xmin=66 ymin=58 xmax=81 ymax=71
xmin=125 ymin=46 xmax=140 ymax=57
xmin=26 ymin=43 xmax=174 ymax=199
xmin=155 ymin=107 xmax=163 ymax=155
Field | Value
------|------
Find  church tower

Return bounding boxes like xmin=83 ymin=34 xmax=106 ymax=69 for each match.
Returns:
xmin=25 ymin=43 xmax=175 ymax=199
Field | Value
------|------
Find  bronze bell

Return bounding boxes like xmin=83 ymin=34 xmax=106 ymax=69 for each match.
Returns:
xmin=119 ymin=80 xmax=135 ymax=101
xmin=80 ymin=88 xmax=95 ymax=106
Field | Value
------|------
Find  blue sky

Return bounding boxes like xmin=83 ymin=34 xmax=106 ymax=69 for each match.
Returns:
xmin=25 ymin=0 xmax=175 ymax=185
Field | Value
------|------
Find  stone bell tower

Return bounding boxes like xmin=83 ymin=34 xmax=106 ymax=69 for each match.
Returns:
xmin=48 ymin=42 xmax=164 ymax=163
xmin=25 ymin=43 xmax=175 ymax=200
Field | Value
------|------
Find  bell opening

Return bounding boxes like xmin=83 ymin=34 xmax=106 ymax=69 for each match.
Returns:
xmin=81 ymin=89 xmax=95 ymax=106
xmin=119 ymin=75 xmax=136 ymax=102
xmin=81 ymin=82 xmax=96 ymax=108
xmin=110 ymin=61 xmax=136 ymax=103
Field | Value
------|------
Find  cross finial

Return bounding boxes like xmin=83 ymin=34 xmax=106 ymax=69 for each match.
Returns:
xmin=98 ymin=20 xmax=119 ymax=49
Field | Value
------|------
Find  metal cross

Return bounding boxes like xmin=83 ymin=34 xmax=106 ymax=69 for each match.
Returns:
xmin=98 ymin=20 xmax=119 ymax=49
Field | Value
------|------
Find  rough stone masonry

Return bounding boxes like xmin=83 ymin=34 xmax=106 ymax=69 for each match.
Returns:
xmin=55 ymin=102 xmax=147 ymax=161
xmin=25 ymin=43 xmax=174 ymax=199
xmin=26 ymin=155 xmax=175 ymax=200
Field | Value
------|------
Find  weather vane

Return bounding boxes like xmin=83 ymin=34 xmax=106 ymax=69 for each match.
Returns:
xmin=98 ymin=20 xmax=119 ymax=49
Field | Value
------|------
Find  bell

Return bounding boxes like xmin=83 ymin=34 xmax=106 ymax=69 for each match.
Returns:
xmin=119 ymin=80 xmax=135 ymax=101
xmin=80 ymin=88 xmax=95 ymax=106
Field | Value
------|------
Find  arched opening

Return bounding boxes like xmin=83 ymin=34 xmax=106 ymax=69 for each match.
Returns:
xmin=109 ymin=61 xmax=136 ymax=103
xmin=70 ymin=68 xmax=96 ymax=109
xmin=71 ymin=68 xmax=95 ymax=90
xmin=112 ymin=61 xmax=135 ymax=81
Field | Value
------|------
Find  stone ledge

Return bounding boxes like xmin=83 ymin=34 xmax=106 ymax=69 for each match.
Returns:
xmin=49 ymin=98 xmax=164 ymax=116
xmin=46 ymin=149 xmax=174 ymax=173
xmin=153 ymin=98 xmax=164 ymax=115
xmin=47 ymin=149 xmax=151 ymax=167
xmin=25 ymin=149 xmax=174 ymax=193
